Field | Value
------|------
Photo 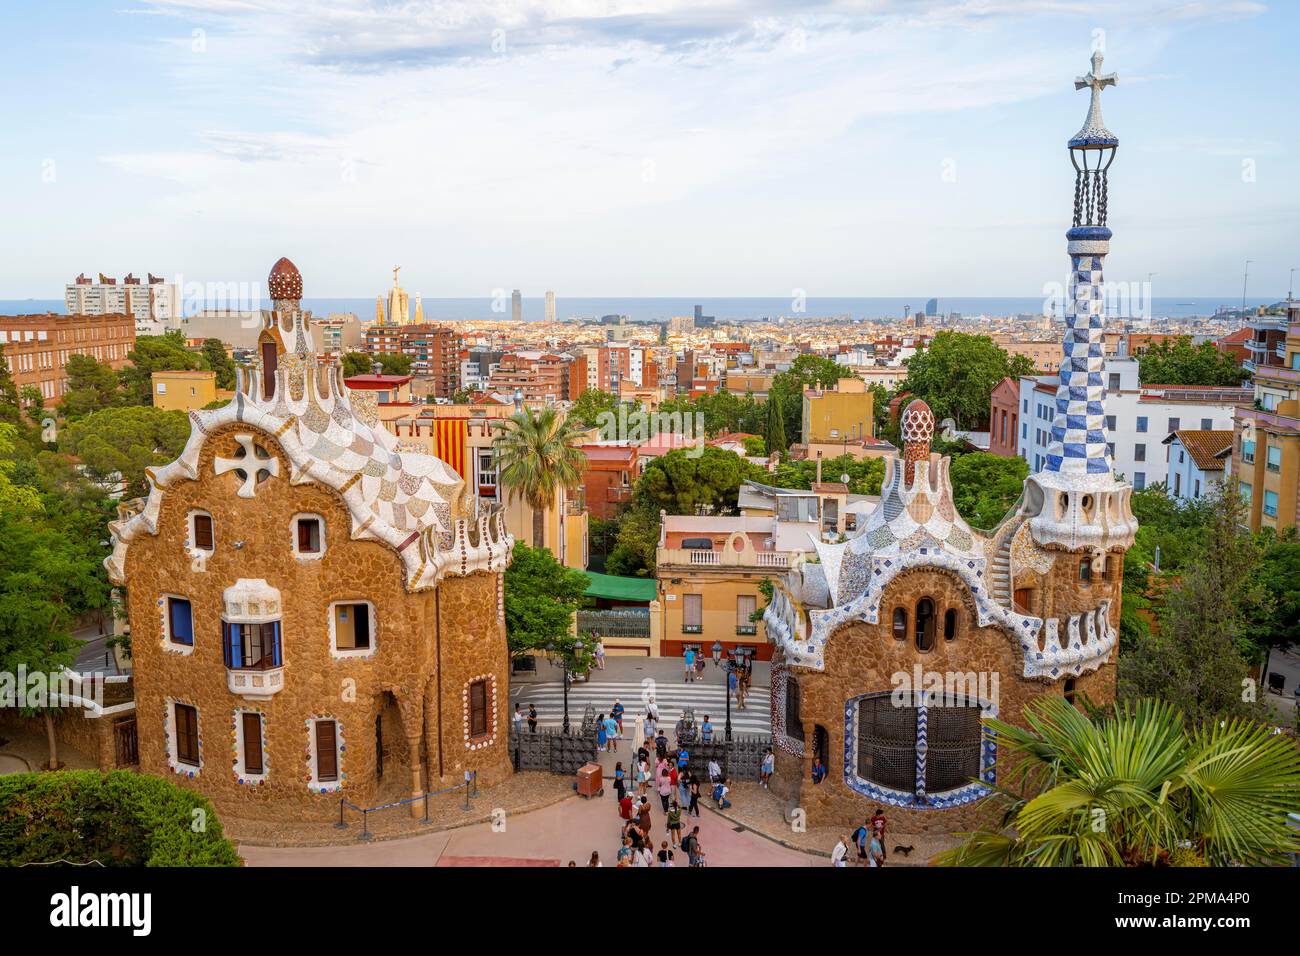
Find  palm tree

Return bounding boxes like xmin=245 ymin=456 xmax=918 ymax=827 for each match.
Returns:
xmin=495 ymin=406 xmax=587 ymax=550
xmin=936 ymin=696 xmax=1300 ymax=867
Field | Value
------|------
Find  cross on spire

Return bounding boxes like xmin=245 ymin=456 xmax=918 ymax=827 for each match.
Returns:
xmin=1069 ymin=49 xmax=1118 ymax=148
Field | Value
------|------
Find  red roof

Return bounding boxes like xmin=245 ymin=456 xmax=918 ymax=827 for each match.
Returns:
xmin=344 ymin=374 xmax=413 ymax=389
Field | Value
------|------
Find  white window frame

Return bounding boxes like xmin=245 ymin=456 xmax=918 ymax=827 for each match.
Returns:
xmin=165 ymin=697 xmax=202 ymax=777
xmin=307 ymin=717 xmax=343 ymax=793
xmin=291 ymin=513 xmax=326 ymax=560
xmin=188 ymin=509 xmax=214 ymax=556
xmin=161 ymin=593 xmax=195 ymax=656
xmin=328 ymin=600 xmax=376 ymax=659
xmin=234 ymin=708 xmax=268 ymax=783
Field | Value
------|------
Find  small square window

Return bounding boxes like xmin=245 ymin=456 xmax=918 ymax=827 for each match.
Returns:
xmin=295 ymin=516 xmax=323 ymax=555
xmin=331 ymin=602 xmax=374 ymax=655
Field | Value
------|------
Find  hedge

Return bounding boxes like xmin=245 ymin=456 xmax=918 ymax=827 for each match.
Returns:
xmin=0 ymin=770 xmax=242 ymax=867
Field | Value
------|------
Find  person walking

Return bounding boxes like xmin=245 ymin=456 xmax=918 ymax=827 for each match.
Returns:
xmin=636 ymin=756 xmax=650 ymax=796
xmin=831 ymin=835 xmax=849 ymax=867
xmin=613 ymin=761 xmax=626 ymax=802
xmin=707 ymin=757 xmax=722 ymax=785
xmin=603 ymin=712 xmax=619 ymax=752
xmin=688 ymin=778 xmax=701 ymax=817
xmin=654 ymin=729 xmax=668 ymax=760
xmin=636 ymin=797 xmax=653 ymax=841
xmin=677 ymin=767 xmax=692 ymax=808
xmin=594 ymin=640 xmax=606 ymax=670
xmin=760 ymin=748 xmax=775 ymax=788
xmin=727 ymin=668 xmax=738 ymax=703
xmin=682 ymin=826 xmax=702 ymax=867
xmin=596 ymin=713 xmax=608 ymax=752
xmin=683 ymin=646 xmax=696 ymax=683
xmin=736 ymin=670 xmax=749 ymax=710
xmin=656 ymin=841 xmax=675 ymax=867
xmin=666 ymin=800 xmax=683 ymax=847
xmin=700 ymin=714 xmax=713 ymax=743
xmin=871 ymin=807 xmax=888 ymax=864
xmin=677 ymin=745 xmax=690 ymax=774
xmin=527 ymin=703 xmax=538 ymax=734
xmin=611 ymin=698 xmax=625 ymax=736
xmin=657 ymin=765 xmax=673 ymax=812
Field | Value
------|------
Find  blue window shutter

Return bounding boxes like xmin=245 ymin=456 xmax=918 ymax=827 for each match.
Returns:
xmin=271 ymin=622 xmax=282 ymax=666
xmin=230 ymin=623 xmax=242 ymax=668
xmin=171 ymin=599 xmax=193 ymax=645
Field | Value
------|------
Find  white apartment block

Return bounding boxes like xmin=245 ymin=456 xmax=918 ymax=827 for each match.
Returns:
xmin=66 ymin=276 xmax=180 ymax=323
xmin=1016 ymin=357 xmax=1251 ymax=491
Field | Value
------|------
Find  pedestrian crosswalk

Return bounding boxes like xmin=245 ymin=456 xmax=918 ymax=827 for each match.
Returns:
xmin=508 ymin=678 xmax=771 ymax=736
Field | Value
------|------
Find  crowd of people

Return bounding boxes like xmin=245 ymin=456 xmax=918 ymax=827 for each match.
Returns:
xmin=830 ymin=808 xmax=890 ymax=867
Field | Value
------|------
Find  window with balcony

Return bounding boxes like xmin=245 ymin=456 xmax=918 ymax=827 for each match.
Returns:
xmin=682 ymin=594 xmax=703 ymax=634
xmin=223 ymin=620 xmax=282 ymax=670
xmin=165 ymin=596 xmax=194 ymax=649
xmin=330 ymin=601 xmax=375 ymax=656
xmin=736 ymin=595 xmax=757 ymax=635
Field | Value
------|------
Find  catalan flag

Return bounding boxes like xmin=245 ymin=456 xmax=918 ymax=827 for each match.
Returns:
xmin=434 ymin=418 xmax=468 ymax=481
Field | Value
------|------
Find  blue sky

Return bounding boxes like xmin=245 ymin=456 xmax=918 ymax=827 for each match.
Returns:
xmin=0 ymin=1 xmax=1295 ymax=299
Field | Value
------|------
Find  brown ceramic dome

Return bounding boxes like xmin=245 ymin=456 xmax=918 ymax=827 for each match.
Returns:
xmin=267 ymin=256 xmax=302 ymax=301
xmin=899 ymin=398 xmax=935 ymax=446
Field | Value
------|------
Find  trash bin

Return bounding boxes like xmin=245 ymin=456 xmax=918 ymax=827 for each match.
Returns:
xmin=576 ymin=762 xmax=603 ymax=798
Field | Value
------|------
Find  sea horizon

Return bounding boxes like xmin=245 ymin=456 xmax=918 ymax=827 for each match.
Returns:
xmin=0 ymin=295 xmax=1279 ymax=324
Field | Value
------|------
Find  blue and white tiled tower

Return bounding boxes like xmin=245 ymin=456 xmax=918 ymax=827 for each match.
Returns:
xmin=1024 ymin=50 xmax=1137 ymax=557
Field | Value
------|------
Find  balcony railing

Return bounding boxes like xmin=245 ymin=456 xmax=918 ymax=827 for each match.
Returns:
xmin=657 ymin=547 xmax=793 ymax=570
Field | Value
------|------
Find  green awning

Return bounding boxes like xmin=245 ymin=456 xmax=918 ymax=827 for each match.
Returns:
xmin=583 ymin=571 xmax=656 ymax=603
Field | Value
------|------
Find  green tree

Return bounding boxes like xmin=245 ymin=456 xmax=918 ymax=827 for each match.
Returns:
xmin=742 ymin=434 xmax=766 ymax=457
xmin=768 ymin=452 xmax=885 ymax=497
xmin=1119 ymin=485 xmax=1272 ymax=723
xmin=770 ymin=355 xmax=856 ymax=444
xmin=900 ymin=332 xmax=1035 ymax=429
xmin=61 ymin=354 xmax=122 ymax=419
xmin=935 ymin=697 xmax=1300 ymax=867
xmin=495 ymin=406 xmax=587 ymax=549
xmin=375 ymin=352 xmax=413 ymax=376
xmin=120 ymin=332 xmax=201 ymax=406
xmin=0 ymin=344 xmax=21 ymax=424
xmin=633 ymin=446 xmax=763 ymax=516
xmin=503 ymin=544 xmax=591 ymax=660
xmin=201 ymin=338 xmax=237 ymax=391
xmin=59 ymin=405 xmax=190 ymax=498
xmin=765 ymin=387 xmax=787 ymax=455
xmin=948 ymin=452 xmax=1029 ymax=529
xmin=341 ymin=352 xmax=374 ymax=377
xmin=569 ymin=389 xmax=620 ymax=430
xmin=1137 ymin=337 xmax=1248 ymax=387
xmin=604 ymin=503 xmax=662 ymax=577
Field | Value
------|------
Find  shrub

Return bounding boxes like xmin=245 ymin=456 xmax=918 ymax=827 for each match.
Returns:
xmin=0 ymin=770 xmax=241 ymax=867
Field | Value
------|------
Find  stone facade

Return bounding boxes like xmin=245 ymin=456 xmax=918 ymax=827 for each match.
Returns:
xmin=108 ymin=259 xmax=514 ymax=823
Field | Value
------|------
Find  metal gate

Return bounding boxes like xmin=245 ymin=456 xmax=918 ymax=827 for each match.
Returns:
xmin=113 ymin=717 xmax=139 ymax=767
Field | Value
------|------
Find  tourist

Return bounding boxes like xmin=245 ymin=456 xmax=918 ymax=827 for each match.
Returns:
xmin=712 ymin=777 xmax=731 ymax=810
xmin=682 ymin=826 xmax=702 ymax=866
xmin=851 ymin=821 xmax=870 ymax=863
xmin=666 ymin=800 xmax=683 ymax=847
xmin=596 ymin=712 xmax=608 ymax=751
xmin=595 ymin=640 xmax=606 ymax=669
xmin=654 ymin=729 xmax=668 ymax=759
xmin=513 ymin=704 xmax=523 ymax=736
xmin=643 ymin=711 xmax=656 ymax=742
xmin=677 ymin=767 xmax=691 ymax=807
xmin=636 ymin=797 xmax=653 ymax=840
xmin=527 ymin=703 xmax=538 ymax=734
xmin=760 ymin=748 xmax=775 ymax=787
xmin=737 ymin=669 xmax=750 ymax=710
xmin=613 ymin=761 xmax=626 ymax=802
xmin=657 ymin=765 xmax=673 ymax=812
xmin=636 ymin=756 xmax=650 ymax=796
xmin=727 ymin=668 xmax=738 ymax=701
xmin=688 ymin=779 xmax=701 ymax=817
xmin=618 ymin=791 xmax=634 ymax=821
xmin=811 ymin=757 xmax=827 ymax=784
xmin=603 ymin=712 xmax=619 ymax=752
xmin=588 ymin=851 xmax=602 ymax=867
xmin=831 ymin=835 xmax=849 ymax=867
xmin=616 ymin=838 xmax=633 ymax=867
xmin=611 ymin=698 xmax=625 ymax=735
xmin=701 ymin=714 xmax=713 ymax=743
xmin=624 ymin=819 xmax=643 ymax=850
xmin=871 ymin=807 xmax=888 ymax=863
xmin=637 ymin=843 xmax=654 ymax=867
xmin=683 ymin=646 xmax=696 ymax=683
xmin=677 ymin=745 xmax=690 ymax=774
xmin=657 ymin=840 xmax=675 ymax=867
xmin=646 ymin=695 xmax=660 ymax=725
xmin=868 ymin=829 xmax=884 ymax=867
xmin=707 ymin=757 xmax=722 ymax=785
xmin=695 ymin=654 xmax=706 ymax=682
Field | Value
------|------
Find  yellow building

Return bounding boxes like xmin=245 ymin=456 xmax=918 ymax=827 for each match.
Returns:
xmin=151 ymin=370 xmax=227 ymax=412
xmin=1231 ymin=303 xmax=1300 ymax=533
xmin=801 ymin=377 xmax=873 ymax=444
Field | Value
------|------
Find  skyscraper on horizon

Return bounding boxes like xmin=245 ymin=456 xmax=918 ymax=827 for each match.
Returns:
xmin=511 ymin=289 xmax=522 ymax=322
xmin=544 ymin=290 xmax=556 ymax=323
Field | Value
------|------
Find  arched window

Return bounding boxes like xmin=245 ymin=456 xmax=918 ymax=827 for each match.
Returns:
xmin=943 ymin=608 xmax=957 ymax=642
xmin=892 ymin=608 xmax=907 ymax=640
xmin=915 ymin=598 xmax=936 ymax=651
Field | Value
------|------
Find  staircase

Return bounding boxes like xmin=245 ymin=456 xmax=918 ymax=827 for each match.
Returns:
xmin=989 ymin=518 xmax=1021 ymax=607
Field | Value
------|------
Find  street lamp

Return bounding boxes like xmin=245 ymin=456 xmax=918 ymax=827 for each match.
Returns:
xmin=546 ymin=638 xmax=584 ymax=735
xmin=712 ymin=644 xmax=734 ymax=742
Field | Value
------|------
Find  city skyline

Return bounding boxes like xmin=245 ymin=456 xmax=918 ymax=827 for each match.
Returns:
xmin=0 ymin=1 xmax=1295 ymax=298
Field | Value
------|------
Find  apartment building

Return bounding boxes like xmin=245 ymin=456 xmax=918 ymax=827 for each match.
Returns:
xmin=65 ymin=273 xmax=180 ymax=324
xmin=363 ymin=323 xmax=460 ymax=398
xmin=1229 ymin=301 xmax=1300 ymax=533
xmin=0 ymin=312 xmax=136 ymax=405
xmin=1014 ymin=357 xmax=1251 ymax=490
xmin=801 ymin=377 xmax=874 ymax=444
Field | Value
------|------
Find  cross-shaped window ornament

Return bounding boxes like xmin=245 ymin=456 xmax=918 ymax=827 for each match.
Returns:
xmin=214 ymin=433 xmax=280 ymax=498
